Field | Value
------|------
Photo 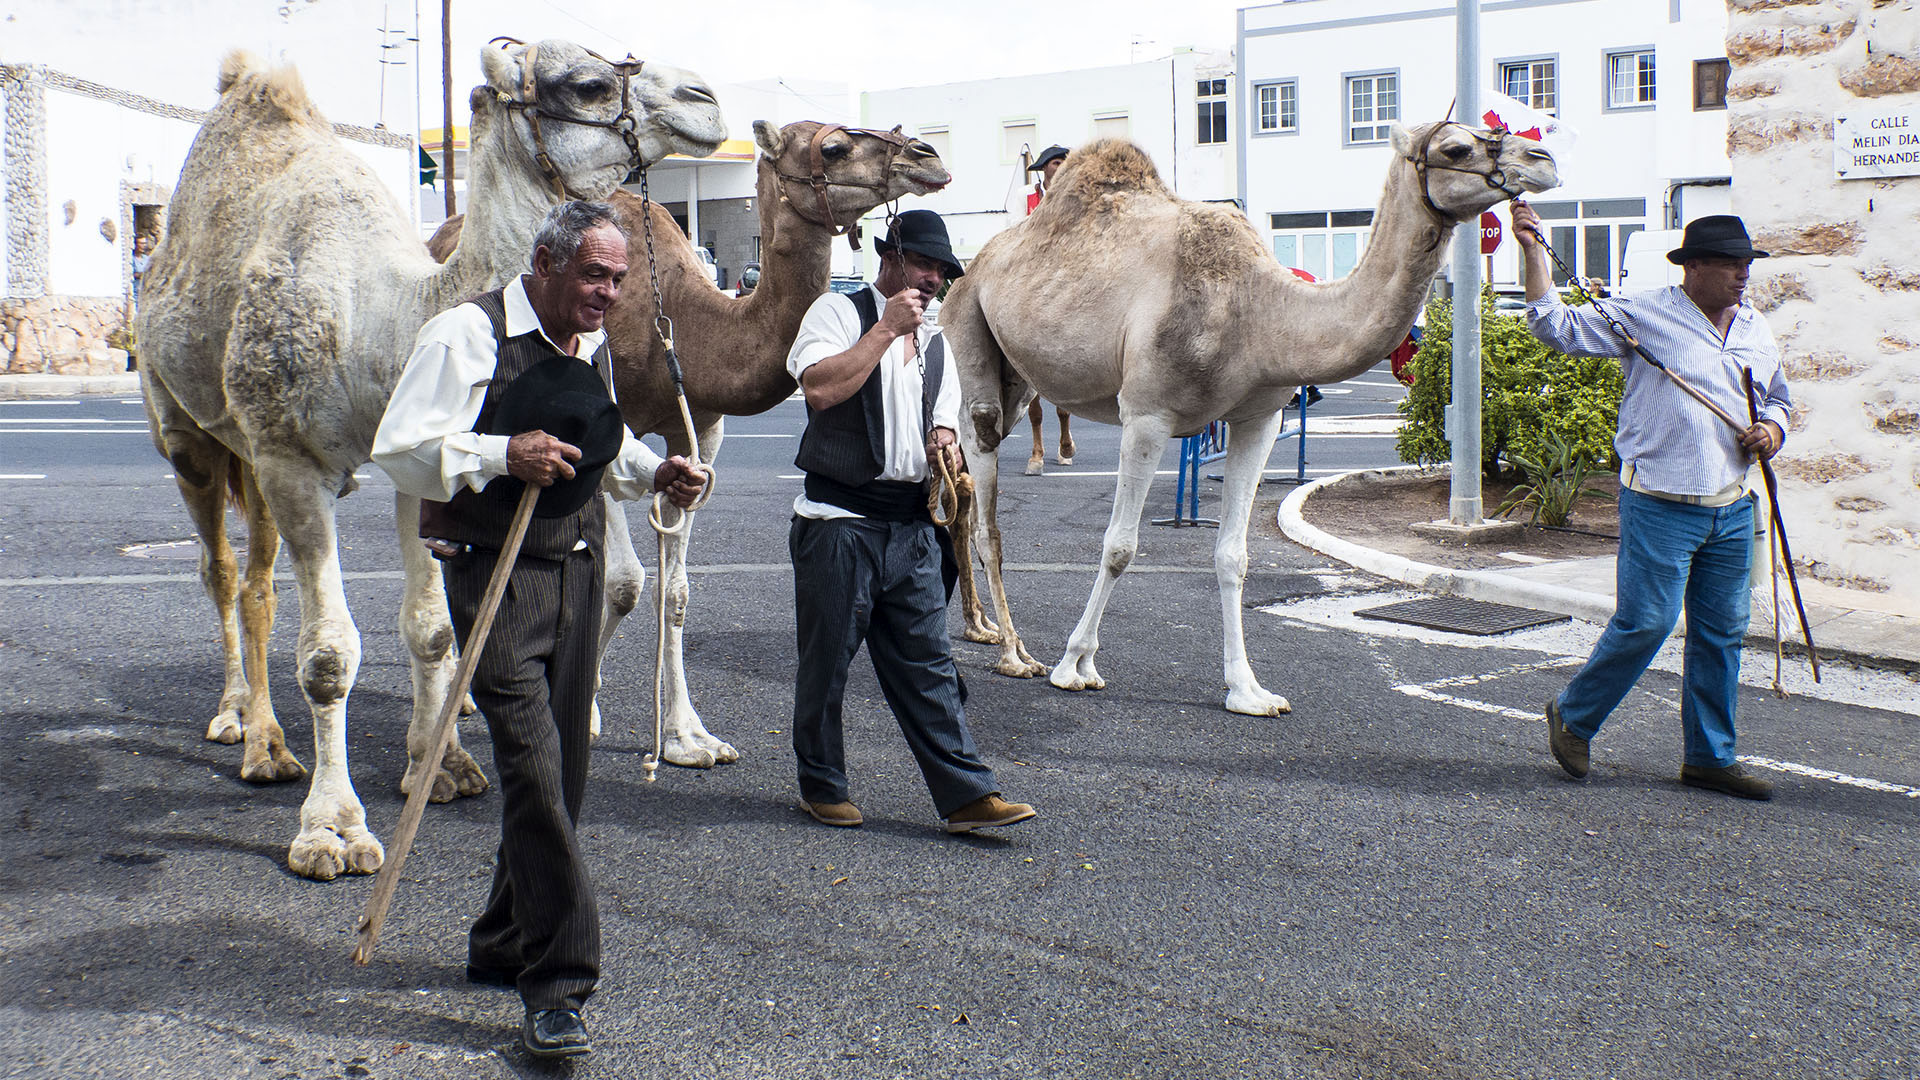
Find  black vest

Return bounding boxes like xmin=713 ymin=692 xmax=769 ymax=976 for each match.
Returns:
xmin=793 ymin=289 xmax=946 ymax=521
xmin=419 ymin=285 xmax=611 ymax=560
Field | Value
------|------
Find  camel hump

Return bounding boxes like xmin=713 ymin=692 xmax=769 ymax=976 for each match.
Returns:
xmin=1055 ymin=139 xmax=1170 ymax=198
xmin=215 ymin=49 xmax=325 ymax=129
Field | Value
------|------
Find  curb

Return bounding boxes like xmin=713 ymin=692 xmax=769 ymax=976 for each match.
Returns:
xmin=1277 ymin=464 xmax=1618 ymax=624
xmin=0 ymin=374 xmax=141 ymax=399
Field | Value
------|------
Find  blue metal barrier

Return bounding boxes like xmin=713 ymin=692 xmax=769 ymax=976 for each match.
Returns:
xmin=1150 ymin=420 xmax=1229 ymax=528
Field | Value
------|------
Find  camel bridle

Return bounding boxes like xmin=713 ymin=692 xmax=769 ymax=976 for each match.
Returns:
xmin=773 ymin=123 xmax=924 ymax=250
xmin=489 ymin=36 xmax=650 ymax=200
xmin=1408 ymin=121 xmax=1526 ymax=225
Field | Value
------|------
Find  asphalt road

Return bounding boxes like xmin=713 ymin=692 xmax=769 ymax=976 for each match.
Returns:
xmin=2 ymin=371 xmax=1915 ymax=1080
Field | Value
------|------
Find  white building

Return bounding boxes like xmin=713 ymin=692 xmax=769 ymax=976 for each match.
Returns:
xmin=857 ymin=48 xmax=1238 ymax=275
xmin=1237 ymin=0 xmax=1733 ymax=290
xmin=2 ymin=0 xmax=419 ymax=376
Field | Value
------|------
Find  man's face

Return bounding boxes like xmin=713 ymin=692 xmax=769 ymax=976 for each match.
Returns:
xmin=894 ymin=250 xmax=948 ymax=297
xmin=1683 ymin=256 xmax=1751 ymax=311
xmin=1041 ymin=158 xmax=1063 ymax=186
xmin=538 ymin=224 xmax=628 ymax=337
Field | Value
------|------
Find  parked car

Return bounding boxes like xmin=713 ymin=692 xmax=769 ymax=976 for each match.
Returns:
xmin=1619 ymin=228 xmax=1684 ymax=291
xmin=827 ymin=276 xmax=865 ymax=295
xmin=735 ymin=263 xmax=760 ymax=298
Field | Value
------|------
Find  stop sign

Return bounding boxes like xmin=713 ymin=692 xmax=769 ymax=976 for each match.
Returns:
xmin=1479 ymin=212 xmax=1503 ymax=255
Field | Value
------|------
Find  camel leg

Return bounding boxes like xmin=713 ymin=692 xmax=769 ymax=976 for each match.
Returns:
xmin=1056 ymin=407 xmax=1076 ymax=466
xmin=252 ymin=457 xmax=382 ymax=880
xmin=1024 ymin=397 xmax=1046 ymax=476
xmin=160 ymin=427 xmax=250 ymax=746
xmin=234 ymin=464 xmax=304 ymax=781
xmin=1050 ymin=414 xmax=1173 ymax=693
xmin=394 ymin=492 xmax=489 ymax=801
xmin=948 ymin=471 xmax=997 ymax=644
xmin=591 ymin=493 xmax=647 ymax=741
xmin=651 ymin=419 xmax=738 ymax=767
xmin=963 ymin=407 xmax=1044 ymax=676
xmin=1214 ymin=410 xmax=1292 ymax=716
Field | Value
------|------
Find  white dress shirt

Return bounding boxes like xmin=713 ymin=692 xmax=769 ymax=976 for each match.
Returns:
xmin=373 ymin=275 xmax=664 ymax=505
xmin=785 ymin=285 xmax=962 ymax=519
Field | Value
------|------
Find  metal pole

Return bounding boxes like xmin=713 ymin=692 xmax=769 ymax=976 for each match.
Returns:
xmin=1448 ymin=0 xmax=1483 ymax=524
xmin=441 ymin=0 xmax=455 ymax=218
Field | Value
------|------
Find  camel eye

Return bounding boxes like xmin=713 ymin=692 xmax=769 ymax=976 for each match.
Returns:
xmin=905 ymin=139 xmax=937 ymax=158
xmin=1441 ymin=142 xmax=1473 ymax=161
xmin=572 ymin=78 xmax=614 ymax=100
xmin=821 ymin=141 xmax=851 ymax=160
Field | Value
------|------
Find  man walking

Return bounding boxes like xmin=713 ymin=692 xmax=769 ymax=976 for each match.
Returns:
xmin=785 ymin=208 xmax=1035 ymax=834
xmin=1514 ymin=204 xmax=1792 ymax=800
xmin=373 ymin=200 xmax=705 ymax=1057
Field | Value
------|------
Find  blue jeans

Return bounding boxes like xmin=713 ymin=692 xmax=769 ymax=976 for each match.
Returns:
xmin=1556 ymin=488 xmax=1754 ymax=768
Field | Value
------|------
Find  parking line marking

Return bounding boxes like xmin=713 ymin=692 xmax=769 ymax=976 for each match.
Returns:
xmin=0 ymin=473 xmax=48 ymax=479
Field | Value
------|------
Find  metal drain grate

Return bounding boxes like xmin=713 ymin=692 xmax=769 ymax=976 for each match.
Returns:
xmin=1356 ymin=597 xmax=1569 ymax=636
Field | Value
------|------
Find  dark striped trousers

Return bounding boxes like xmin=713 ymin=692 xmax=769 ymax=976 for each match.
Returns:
xmin=442 ymin=544 xmax=602 ymax=1012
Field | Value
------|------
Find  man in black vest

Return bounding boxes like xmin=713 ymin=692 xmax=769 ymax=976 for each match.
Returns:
xmin=372 ymin=201 xmax=705 ymax=1059
xmin=785 ymin=209 xmax=1036 ymax=835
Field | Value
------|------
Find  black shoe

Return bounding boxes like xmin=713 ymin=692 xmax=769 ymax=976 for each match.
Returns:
xmin=1681 ymin=761 xmax=1774 ymax=801
xmin=1303 ymin=385 xmax=1323 ymax=407
xmin=1545 ymin=698 xmax=1589 ymax=779
xmin=464 ymin=963 xmax=517 ymax=989
xmin=522 ymin=1008 xmax=591 ymax=1058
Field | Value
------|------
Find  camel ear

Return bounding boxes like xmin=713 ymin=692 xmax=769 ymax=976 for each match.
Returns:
xmin=481 ymin=41 xmax=525 ymax=99
xmin=1389 ymin=123 xmax=1416 ymax=158
xmin=753 ymin=120 xmax=784 ymax=159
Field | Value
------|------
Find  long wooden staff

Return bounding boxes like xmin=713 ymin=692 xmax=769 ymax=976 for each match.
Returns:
xmin=1745 ymin=367 xmax=1820 ymax=683
xmin=353 ymin=482 xmax=541 ymax=964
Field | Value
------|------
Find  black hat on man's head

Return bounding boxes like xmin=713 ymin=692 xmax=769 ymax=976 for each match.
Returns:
xmin=487 ymin=354 xmax=625 ymax=519
xmin=1667 ymin=215 xmax=1770 ymax=264
xmin=1026 ymin=145 xmax=1069 ymax=172
xmin=876 ymin=209 xmax=964 ymax=279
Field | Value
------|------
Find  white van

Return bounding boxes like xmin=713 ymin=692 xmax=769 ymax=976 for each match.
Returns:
xmin=1618 ymin=229 xmax=1683 ymax=292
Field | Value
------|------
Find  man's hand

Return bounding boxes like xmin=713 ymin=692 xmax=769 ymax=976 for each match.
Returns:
xmin=1739 ymin=420 xmax=1783 ymax=461
xmin=880 ymin=288 xmax=926 ymax=343
xmin=1511 ymin=199 xmax=1544 ymax=252
xmin=506 ymin=430 xmax=580 ymax=486
xmin=653 ymin=454 xmax=709 ymax=509
xmin=926 ymin=426 xmax=963 ymax=474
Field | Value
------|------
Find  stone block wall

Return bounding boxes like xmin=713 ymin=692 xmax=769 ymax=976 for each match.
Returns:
xmin=1728 ymin=0 xmax=1920 ymax=603
xmin=2 ymin=296 xmax=129 ymax=375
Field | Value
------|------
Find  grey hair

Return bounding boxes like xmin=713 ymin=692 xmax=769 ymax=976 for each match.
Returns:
xmin=530 ymin=200 xmax=625 ymax=273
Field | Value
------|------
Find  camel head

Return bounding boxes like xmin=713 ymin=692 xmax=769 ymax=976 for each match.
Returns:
xmin=1389 ymin=121 xmax=1559 ymax=223
xmin=753 ymin=120 xmax=951 ymax=231
xmin=478 ymin=38 xmax=725 ymax=201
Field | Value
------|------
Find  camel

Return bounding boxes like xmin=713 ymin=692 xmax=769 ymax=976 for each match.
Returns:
xmin=941 ymin=123 xmax=1558 ymax=713
xmin=135 ymin=40 xmax=722 ymax=880
xmin=427 ymin=119 xmax=951 ymax=765
xmin=1024 ymin=397 xmax=1076 ymax=475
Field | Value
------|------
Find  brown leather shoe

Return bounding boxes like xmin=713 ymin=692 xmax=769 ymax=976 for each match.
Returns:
xmin=944 ymin=794 xmax=1036 ymax=834
xmin=1681 ymin=762 xmax=1774 ymax=801
xmin=1546 ymin=698 xmax=1589 ymax=779
xmin=799 ymin=799 xmax=863 ymax=827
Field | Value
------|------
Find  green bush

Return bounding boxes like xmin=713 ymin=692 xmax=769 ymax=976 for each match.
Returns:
xmin=1396 ymin=288 xmax=1624 ymax=481
xmin=1494 ymin=431 xmax=1614 ymax=526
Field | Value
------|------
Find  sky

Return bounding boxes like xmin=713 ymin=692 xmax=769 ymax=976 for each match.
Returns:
xmin=401 ymin=0 xmax=1257 ymax=111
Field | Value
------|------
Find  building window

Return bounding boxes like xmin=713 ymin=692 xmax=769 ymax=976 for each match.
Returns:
xmin=1605 ymin=48 xmax=1656 ymax=109
xmin=1694 ymin=58 xmax=1729 ymax=111
xmin=1002 ymin=120 xmax=1036 ymax=164
xmin=1093 ymin=112 xmax=1130 ymax=141
xmin=1345 ymin=71 xmax=1399 ymax=145
xmin=1499 ymin=58 xmax=1557 ymax=114
xmin=917 ymin=126 xmax=950 ymax=160
xmin=1197 ymin=78 xmax=1228 ymax=145
xmin=1254 ymin=80 xmax=1298 ymax=135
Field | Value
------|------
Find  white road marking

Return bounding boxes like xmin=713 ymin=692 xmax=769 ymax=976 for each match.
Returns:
xmin=0 ymin=473 xmax=48 ymax=479
xmin=717 ymin=433 xmax=793 ymax=439
xmin=0 ymin=428 xmax=149 ymax=434
xmin=0 ymin=400 xmax=80 ymax=406
xmin=0 ymin=418 xmax=149 ymax=424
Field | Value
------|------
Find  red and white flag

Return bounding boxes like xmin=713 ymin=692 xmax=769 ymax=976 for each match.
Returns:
xmin=1480 ymin=90 xmax=1578 ymax=178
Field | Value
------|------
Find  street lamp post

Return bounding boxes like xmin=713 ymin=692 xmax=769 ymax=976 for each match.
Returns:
xmin=1448 ymin=0 xmax=1483 ymax=525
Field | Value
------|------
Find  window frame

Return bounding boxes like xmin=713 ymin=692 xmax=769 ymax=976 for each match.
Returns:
xmin=1342 ymin=68 xmax=1401 ymax=147
xmin=1603 ymin=46 xmax=1657 ymax=112
xmin=1495 ymin=53 xmax=1559 ymax=116
xmin=1693 ymin=57 xmax=1730 ymax=111
xmin=1197 ymin=77 xmax=1229 ymax=146
xmin=1091 ymin=110 xmax=1131 ymax=142
xmin=1252 ymin=78 xmax=1300 ymax=137
xmin=999 ymin=117 xmax=1038 ymax=166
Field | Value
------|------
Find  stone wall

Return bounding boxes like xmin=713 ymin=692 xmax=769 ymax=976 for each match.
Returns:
xmin=2 ymin=296 xmax=128 ymax=374
xmin=1728 ymin=0 xmax=1920 ymax=603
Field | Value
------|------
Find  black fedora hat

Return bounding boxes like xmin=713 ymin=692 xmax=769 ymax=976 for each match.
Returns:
xmin=1667 ymin=215 xmax=1770 ymax=264
xmin=487 ymin=354 xmax=625 ymax=519
xmin=1026 ymin=145 xmax=1069 ymax=172
xmin=875 ymin=209 xmax=964 ymax=279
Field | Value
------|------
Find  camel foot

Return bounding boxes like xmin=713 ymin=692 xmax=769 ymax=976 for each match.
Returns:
xmin=1225 ymin=686 xmax=1293 ymax=717
xmin=239 ymin=739 xmax=307 ymax=784
xmin=1056 ymin=447 xmax=1075 ymax=466
xmin=1024 ymin=456 xmax=1045 ymax=476
xmin=1048 ymin=654 xmax=1105 ymax=692
xmin=1055 ymin=455 xmax=1074 ymax=466
xmin=965 ymin=625 xmax=1002 ymax=645
xmin=401 ymin=743 xmax=490 ymax=803
xmin=996 ymin=653 xmax=1048 ymax=679
xmin=460 ymin=692 xmax=478 ymax=717
xmin=288 ymin=823 xmax=384 ymax=881
xmin=589 ymin=701 xmax=603 ymax=742
xmin=206 ymin=708 xmax=243 ymax=745
xmin=659 ymin=729 xmax=729 ymax=769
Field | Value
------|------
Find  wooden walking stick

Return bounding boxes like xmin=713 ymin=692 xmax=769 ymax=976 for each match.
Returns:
xmin=353 ymin=481 xmax=540 ymax=965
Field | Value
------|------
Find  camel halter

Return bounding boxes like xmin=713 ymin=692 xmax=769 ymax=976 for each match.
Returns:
xmin=773 ymin=123 xmax=921 ymax=250
xmin=1408 ymin=121 xmax=1526 ymax=225
xmin=489 ymin=36 xmax=650 ymax=200
xmin=633 ymin=166 xmax=716 ymax=782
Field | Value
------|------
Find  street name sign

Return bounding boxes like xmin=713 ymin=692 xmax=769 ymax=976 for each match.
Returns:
xmin=1835 ymin=106 xmax=1920 ymax=180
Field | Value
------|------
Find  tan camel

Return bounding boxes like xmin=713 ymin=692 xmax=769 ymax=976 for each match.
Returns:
xmin=427 ymin=119 xmax=950 ymax=765
xmin=941 ymin=123 xmax=1558 ymax=713
xmin=136 ymin=41 xmax=721 ymax=880
xmin=1024 ymin=397 xmax=1076 ymax=475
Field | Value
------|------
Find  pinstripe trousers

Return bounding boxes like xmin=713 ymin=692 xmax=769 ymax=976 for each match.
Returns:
xmin=443 ymin=545 xmax=602 ymax=1013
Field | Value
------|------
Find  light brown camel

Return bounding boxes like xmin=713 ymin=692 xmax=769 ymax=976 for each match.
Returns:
xmin=136 ymin=41 xmax=722 ymax=879
xmin=427 ymin=119 xmax=950 ymax=765
xmin=1024 ymin=397 xmax=1076 ymax=475
xmin=941 ymin=123 xmax=1558 ymax=713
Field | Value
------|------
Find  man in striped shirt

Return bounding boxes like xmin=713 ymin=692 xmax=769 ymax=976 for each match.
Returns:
xmin=1513 ymin=204 xmax=1792 ymax=801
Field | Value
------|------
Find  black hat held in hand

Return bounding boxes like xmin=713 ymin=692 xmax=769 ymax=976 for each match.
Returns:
xmin=487 ymin=354 xmax=624 ymax=519
xmin=875 ymin=209 xmax=965 ymax=280
xmin=1667 ymin=215 xmax=1770 ymax=264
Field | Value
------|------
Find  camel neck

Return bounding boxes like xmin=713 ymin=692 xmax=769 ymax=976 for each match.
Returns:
xmin=425 ymin=104 xmax=559 ymax=315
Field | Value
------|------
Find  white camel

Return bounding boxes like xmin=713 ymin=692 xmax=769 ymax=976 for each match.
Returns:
xmin=941 ymin=123 xmax=1558 ymax=713
xmin=136 ymin=41 xmax=722 ymax=879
